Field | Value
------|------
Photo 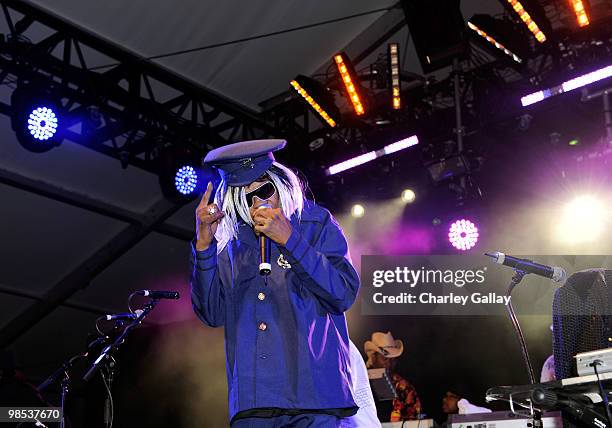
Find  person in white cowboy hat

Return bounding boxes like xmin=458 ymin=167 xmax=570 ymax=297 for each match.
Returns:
xmin=364 ymin=331 xmax=422 ymax=423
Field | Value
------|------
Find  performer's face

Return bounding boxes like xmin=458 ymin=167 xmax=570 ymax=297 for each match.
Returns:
xmin=245 ymin=178 xmax=280 ymax=220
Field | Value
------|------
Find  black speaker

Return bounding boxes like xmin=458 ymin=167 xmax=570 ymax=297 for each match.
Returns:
xmin=552 ymin=269 xmax=612 ymax=380
xmin=400 ymin=0 xmax=468 ymax=73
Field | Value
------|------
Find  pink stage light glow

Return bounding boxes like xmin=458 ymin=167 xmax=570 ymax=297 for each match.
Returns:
xmin=448 ymin=219 xmax=480 ymax=251
xmin=521 ymin=64 xmax=612 ymax=107
xmin=326 ymin=135 xmax=419 ymax=175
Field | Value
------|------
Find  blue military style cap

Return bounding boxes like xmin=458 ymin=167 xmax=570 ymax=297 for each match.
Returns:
xmin=204 ymin=139 xmax=287 ymax=186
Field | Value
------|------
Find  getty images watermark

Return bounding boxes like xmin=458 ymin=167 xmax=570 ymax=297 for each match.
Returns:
xmin=370 ymin=265 xmax=506 ymax=305
xmin=360 ymin=255 xmax=612 ymax=316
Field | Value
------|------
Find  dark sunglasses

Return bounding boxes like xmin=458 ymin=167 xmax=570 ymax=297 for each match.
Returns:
xmin=245 ymin=181 xmax=276 ymax=207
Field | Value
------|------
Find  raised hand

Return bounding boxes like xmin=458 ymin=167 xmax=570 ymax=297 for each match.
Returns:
xmin=195 ymin=182 xmax=224 ymax=250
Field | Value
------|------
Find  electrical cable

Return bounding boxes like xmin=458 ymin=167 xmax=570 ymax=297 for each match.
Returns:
xmin=101 ymin=371 xmax=114 ymax=428
xmin=89 ymin=6 xmax=398 ymax=71
xmin=592 ymin=361 xmax=612 ymax=428
xmin=127 ymin=291 xmax=140 ymax=314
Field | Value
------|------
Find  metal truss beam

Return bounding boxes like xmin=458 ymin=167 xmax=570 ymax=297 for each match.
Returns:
xmin=259 ymin=4 xmax=406 ymax=112
xmin=0 ymin=197 xmax=182 ymax=347
xmin=0 ymin=0 xmax=281 ymax=173
xmin=0 ymin=167 xmax=193 ymax=241
xmin=0 ymin=283 xmax=124 ymax=318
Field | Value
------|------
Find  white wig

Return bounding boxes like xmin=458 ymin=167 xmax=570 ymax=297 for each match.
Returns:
xmin=213 ymin=162 xmax=304 ymax=254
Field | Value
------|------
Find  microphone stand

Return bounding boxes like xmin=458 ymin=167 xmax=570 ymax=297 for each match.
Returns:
xmin=37 ymin=358 xmax=73 ymax=428
xmin=37 ymin=336 xmax=107 ymax=428
xmin=504 ymin=269 xmax=542 ymax=428
xmin=83 ymin=298 xmax=159 ymax=382
xmin=102 ymin=355 xmax=116 ymax=428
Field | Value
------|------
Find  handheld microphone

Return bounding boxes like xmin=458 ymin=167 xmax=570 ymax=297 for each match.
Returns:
xmin=104 ymin=310 xmax=144 ymax=321
xmin=485 ymin=252 xmax=567 ymax=283
xmin=136 ymin=290 xmax=180 ymax=299
xmin=257 ymin=204 xmax=272 ymax=276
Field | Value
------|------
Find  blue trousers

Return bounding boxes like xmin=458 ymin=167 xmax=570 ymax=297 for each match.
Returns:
xmin=231 ymin=414 xmax=340 ymax=428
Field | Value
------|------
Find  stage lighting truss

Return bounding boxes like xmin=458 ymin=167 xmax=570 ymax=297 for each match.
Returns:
xmin=467 ymin=21 xmax=522 ymax=64
xmin=570 ymin=0 xmax=590 ymax=27
xmin=290 ymin=79 xmax=337 ymax=127
xmin=521 ymin=63 xmax=612 ymax=106
xmin=506 ymin=0 xmax=547 ymax=43
xmin=334 ymin=53 xmax=366 ymax=116
xmin=388 ymin=43 xmax=401 ymax=110
xmin=0 ymin=0 xmax=287 ymax=176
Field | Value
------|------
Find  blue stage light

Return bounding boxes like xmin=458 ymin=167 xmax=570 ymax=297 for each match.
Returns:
xmin=174 ymin=165 xmax=198 ymax=195
xmin=27 ymin=107 xmax=58 ymax=141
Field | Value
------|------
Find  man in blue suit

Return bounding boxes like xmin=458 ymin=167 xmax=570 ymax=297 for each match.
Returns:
xmin=190 ymin=139 xmax=360 ymax=427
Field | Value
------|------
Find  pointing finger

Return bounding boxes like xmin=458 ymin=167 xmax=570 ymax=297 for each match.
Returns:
xmin=198 ymin=182 xmax=213 ymax=208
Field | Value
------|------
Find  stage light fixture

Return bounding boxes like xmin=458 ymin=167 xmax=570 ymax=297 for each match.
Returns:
xmin=290 ymin=76 xmax=338 ymax=127
xmin=174 ymin=165 xmax=199 ymax=196
xmin=400 ymin=0 xmax=468 ymax=73
xmin=334 ymin=53 xmax=366 ymax=116
xmin=351 ymin=204 xmax=365 ymax=218
xmin=401 ymin=189 xmax=416 ymax=203
xmin=27 ymin=106 xmax=58 ymax=141
xmin=10 ymin=86 xmax=63 ymax=153
xmin=326 ymin=135 xmax=419 ymax=175
xmin=570 ymin=0 xmax=590 ymax=27
xmin=383 ymin=136 xmax=419 ymax=155
xmin=505 ymin=0 xmax=547 ymax=43
xmin=521 ymin=63 xmax=612 ymax=106
xmin=388 ymin=43 xmax=401 ymax=109
xmin=448 ymin=219 xmax=479 ymax=251
xmin=556 ymin=195 xmax=605 ymax=244
xmin=426 ymin=154 xmax=469 ymax=183
xmin=160 ymin=160 xmax=203 ymax=201
xmin=158 ymin=144 xmax=210 ymax=201
xmin=467 ymin=16 xmax=522 ymax=63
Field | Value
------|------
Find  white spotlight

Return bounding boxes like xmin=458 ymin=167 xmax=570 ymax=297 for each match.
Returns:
xmin=556 ymin=195 xmax=606 ymax=244
xmin=351 ymin=204 xmax=365 ymax=218
xmin=401 ymin=189 xmax=416 ymax=204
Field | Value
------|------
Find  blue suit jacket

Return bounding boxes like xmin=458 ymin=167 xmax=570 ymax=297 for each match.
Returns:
xmin=190 ymin=200 xmax=360 ymax=421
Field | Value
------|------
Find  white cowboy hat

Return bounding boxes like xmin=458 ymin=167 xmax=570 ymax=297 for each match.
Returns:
xmin=364 ymin=331 xmax=404 ymax=366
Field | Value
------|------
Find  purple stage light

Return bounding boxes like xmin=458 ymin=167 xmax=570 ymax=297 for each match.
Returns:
xmin=383 ymin=135 xmax=419 ymax=155
xmin=562 ymin=65 xmax=612 ymax=92
xmin=521 ymin=90 xmax=546 ymax=107
xmin=521 ymin=64 xmax=612 ymax=107
xmin=327 ymin=151 xmax=377 ymax=175
xmin=448 ymin=219 xmax=479 ymax=251
xmin=326 ymin=135 xmax=419 ymax=175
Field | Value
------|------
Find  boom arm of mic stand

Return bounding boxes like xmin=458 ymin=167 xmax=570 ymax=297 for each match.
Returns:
xmin=37 ymin=362 xmax=70 ymax=393
xmin=83 ymin=299 xmax=159 ymax=382
xmin=38 ymin=350 xmax=89 ymax=392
